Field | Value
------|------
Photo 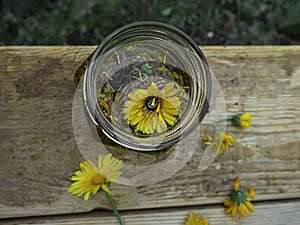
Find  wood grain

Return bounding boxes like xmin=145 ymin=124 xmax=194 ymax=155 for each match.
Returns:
xmin=0 ymin=46 xmax=299 ymax=219
xmin=2 ymin=200 xmax=300 ymax=225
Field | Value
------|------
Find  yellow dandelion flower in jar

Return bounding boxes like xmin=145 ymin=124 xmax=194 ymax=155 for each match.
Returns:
xmin=123 ymin=81 xmax=183 ymax=135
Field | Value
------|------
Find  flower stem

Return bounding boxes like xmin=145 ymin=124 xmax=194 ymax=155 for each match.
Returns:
xmin=104 ymin=191 xmax=124 ymax=225
xmin=214 ymin=117 xmax=233 ymax=123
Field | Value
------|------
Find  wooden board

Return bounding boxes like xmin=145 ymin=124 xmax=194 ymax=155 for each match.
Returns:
xmin=2 ymin=200 xmax=300 ymax=225
xmin=0 ymin=46 xmax=299 ymax=219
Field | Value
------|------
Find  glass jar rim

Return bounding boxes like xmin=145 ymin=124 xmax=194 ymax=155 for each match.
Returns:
xmin=83 ymin=21 xmax=212 ymax=151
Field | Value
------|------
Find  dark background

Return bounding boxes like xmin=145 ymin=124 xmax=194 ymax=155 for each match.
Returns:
xmin=1 ymin=0 xmax=299 ymax=46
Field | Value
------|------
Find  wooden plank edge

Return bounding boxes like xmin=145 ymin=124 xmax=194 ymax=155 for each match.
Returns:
xmin=1 ymin=192 xmax=299 ymax=220
xmin=1 ymin=199 xmax=299 ymax=225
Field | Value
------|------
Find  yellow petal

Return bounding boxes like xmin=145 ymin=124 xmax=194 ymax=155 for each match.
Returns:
xmin=137 ymin=110 xmax=144 ymax=116
xmin=165 ymin=88 xmax=180 ymax=97
xmin=203 ymin=217 xmax=209 ymax=224
xmin=238 ymin=204 xmax=246 ymax=219
xmin=162 ymin=111 xmax=175 ymax=120
xmin=165 ymin=97 xmax=180 ymax=108
xmin=234 ymin=178 xmax=240 ymax=190
xmin=162 ymin=100 xmax=176 ymax=109
xmin=231 ymin=205 xmax=238 ymax=217
xmin=224 ymin=197 xmax=232 ymax=206
xmin=102 ymin=154 xmax=117 ymax=175
xmin=84 ymin=192 xmax=90 ymax=201
xmin=246 ymin=189 xmax=256 ymax=199
xmin=124 ymin=100 xmax=135 ymax=108
xmin=161 ymin=82 xmax=174 ymax=93
xmin=137 ymin=119 xmax=145 ymax=132
xmin=164 ymin=107 xmax=179 ymax=116
xmin=87 ymin=160 xmax=99 ymax=173
xmin=245 ymin=201 xmax=254 ymax=213
xmin=128 ymin=109 xmax=141 ymax=120
xmin=240 ymin=114 xmax=252 ymax=127
xmin=164 ymin=117 xmax=176 ymax=126
xmin=101 ymin=184 xmax=111 ymax=194
xmin=158 ymin=118 xmax=167 ymax=133
xmin=126 ymin=107 xmax=139 ymax=115
xmin=98 ymin=154 xmax=123 ymax=181
xmin=70 ymin=171 xmax=84 ymax=180
xmin=148 ymin=82 xmax=158 ymax=95
xmin=74 ymin=170 xmax=84 ymax=176
xmin=151 ymin=116 xmax=158 ymax=131
xmin=128 ymin=92 xmax=139 ymax=100
xmin=130 ymin=115 xmax=144 ymax=125
xmin=135 ymin=89 xmax=148 ymax=98
xmin=149 ymin=120 xmax=155 ymax=134
xmin=81 ymin=162 xmax=98 ymax=179
xmin=144 ymin=124 xmax=151 ymax=134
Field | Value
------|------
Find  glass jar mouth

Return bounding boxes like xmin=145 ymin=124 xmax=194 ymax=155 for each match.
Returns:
xmin=84 ymin=21 xmax=211 ymax=151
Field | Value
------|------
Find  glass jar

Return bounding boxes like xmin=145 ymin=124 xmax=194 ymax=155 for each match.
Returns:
xmin=83 ymin=21 xmax=211 ymax=151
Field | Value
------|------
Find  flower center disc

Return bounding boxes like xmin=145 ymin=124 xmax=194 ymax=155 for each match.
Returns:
xmin=91 ymin=174 xmax=105 ymax=185
xmin=146 ymin=96 xmax=160 ymax=111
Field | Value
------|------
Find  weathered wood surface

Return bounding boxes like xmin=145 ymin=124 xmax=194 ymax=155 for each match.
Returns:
xmin=0 ymin=46 xmax=299 ymax=221
xmin=2 ymin=200 xmax=300 ymax=225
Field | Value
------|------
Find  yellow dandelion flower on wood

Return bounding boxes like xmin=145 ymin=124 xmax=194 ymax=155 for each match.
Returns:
xmin=224 ymin=178 xmax=255 ymax=219
xmin=186 ymin=212 xmax=210 ymax=225
xmin=68 ymin=153 xmax=123 ymax=201
xmin=203 ymin=132 xmax=236 ymax=154
xmin=123 ymin=81 xmax=181 ymax=135
xmin=232 ymin=113 xmax=252 ymax=128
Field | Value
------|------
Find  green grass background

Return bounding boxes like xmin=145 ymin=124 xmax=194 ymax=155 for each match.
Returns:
xmin=1 ymin=0 xmax=299 ymax=45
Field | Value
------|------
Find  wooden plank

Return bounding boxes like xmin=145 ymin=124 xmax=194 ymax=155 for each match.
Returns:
xmin=0 ymin=46 xmax=299 ymax=218
xmin=1 ymin=200 xmax=300 ymax=225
